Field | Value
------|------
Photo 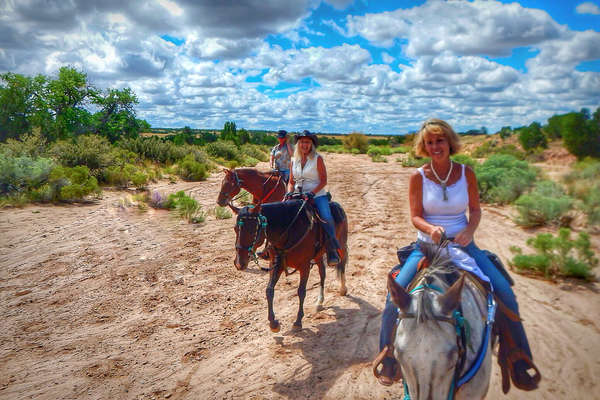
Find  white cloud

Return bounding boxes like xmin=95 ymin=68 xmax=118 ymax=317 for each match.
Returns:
xmin=576 ymin=2 xmax=600 ymax=15
xmin=323 ymin=0 xmax=354 ymax=10
xmin=381 ymin=52 xmax=394 ymax=64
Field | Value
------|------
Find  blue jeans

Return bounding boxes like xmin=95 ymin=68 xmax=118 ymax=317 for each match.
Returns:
xmin=379 ymin=242 xmax=531 ymax=358
xmin=279 ymin=169 xmax=289 ymax=183
xmin=313 ymin=194 xmax=336 ymax=240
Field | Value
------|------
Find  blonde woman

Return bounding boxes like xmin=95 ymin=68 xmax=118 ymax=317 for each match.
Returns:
xmin=287 ymin=130 xmax=341 ymax=265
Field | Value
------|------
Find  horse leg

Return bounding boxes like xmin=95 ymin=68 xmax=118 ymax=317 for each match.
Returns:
xmin=292 ymin=266 xmax=310 ymax=331
xmin=316 ymin=256 xmax=326 ymax=311
xmin=266 ymin=255 xmax=284 ymax=333
xmin=337 ymin=243 xmax=348 ymax=296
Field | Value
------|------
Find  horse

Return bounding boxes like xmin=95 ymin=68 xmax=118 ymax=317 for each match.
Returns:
xmin=217 ymin=168 xmax=286 ymax=207
xmin=386 ymin=242 xmax=495 ymax=400
xmin=231 ymin=198 xmax=348 ymax=332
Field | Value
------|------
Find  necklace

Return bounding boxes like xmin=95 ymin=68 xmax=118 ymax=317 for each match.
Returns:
xmin=430 ymin=161 xmax=453 ymax=201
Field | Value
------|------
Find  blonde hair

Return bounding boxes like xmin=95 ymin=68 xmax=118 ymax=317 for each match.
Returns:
xmin=414 ymin=118 xmax=461 ymax=157
xmin=293 ymin=138 xmax=317 ymax=162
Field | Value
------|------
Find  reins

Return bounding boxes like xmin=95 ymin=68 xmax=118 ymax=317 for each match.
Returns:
xmin=224 ymin=169 xmax=284 ymax=208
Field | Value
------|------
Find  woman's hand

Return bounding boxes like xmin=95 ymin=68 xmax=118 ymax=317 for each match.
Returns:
xmin=429 ymin=225 xmax=445 ymax=244
xmin=454 ymin=229 xmax=473 ymax=247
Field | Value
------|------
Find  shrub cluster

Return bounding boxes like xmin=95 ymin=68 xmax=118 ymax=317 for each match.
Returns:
xmin=510 ymin=228 xmax=597 ymax=280
xmin=563 ymin=159 xmax=600 ymax=227
xmin=0 ymin=154 xmax=54 ymax=195
xmin=475 ymin=154 xmax=538 ymax=204
xmin=514 ymin=180 xmax=573 ymax=227
xmin=50 ymin=135 xmax=117 ymax=177
xmin=342 ymin=132 xmax=369 ymax=154
xmin=118 ymin=136 xmax=188 ymax=164
xmin=176 ymin=155 xmax=208 ymax=181
xmin=148 ymin=190 xmax=205 ymax=223
xmin=104 ymin=164 xmax=149 ymax=189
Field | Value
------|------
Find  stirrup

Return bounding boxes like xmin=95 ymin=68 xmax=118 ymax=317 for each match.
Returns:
xmin=372 ymin=346 xmax=402 ymax=385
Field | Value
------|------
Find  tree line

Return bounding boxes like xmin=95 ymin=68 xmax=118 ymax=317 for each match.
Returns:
xmin=0 ymin=66 xmax=150 ymax=143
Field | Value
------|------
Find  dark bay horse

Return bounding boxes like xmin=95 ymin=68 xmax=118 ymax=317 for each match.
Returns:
xmin=232 ymin=199 xmax=348 ymax=332
xmin=217 ymin=168 xmax=286 ymax=207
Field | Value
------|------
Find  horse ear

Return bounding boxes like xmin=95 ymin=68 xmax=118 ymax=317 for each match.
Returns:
xmin=438 ymin=274 xmax=465 ymax=315
xmin=388 ymin=271 xmax=411 ymax=312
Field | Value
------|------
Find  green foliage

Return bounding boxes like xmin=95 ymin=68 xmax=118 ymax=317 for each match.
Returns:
xmin=206 ymin=140 xmax=242 ymax=162
xmin=498 ymin=126 xmax=512 ymax=140
xmin=559 ymin=111 xmax=600 ymax=160
xmin=92 ymin=87 xmax=140 ymax=143
xmin=451 ymin=154 xmax=478 ymax=169
xmin=236 ymin=189 xmax=252 ymax=206
xmin=514 ymin=180 xmax=573 ymax=227
xmin=117 ymin=136 xmax=188 ymax=164
xmin=0 ymin=154 xmax=55 ymax=195
xmin=221 ymin=121 xmax=238 ymax=144
xmin=103 ymin=164 xmax=146 ymax=188
xmin=342 ymin=132 xmax=369 ymax=154
xmin=215 ymin=206 xmax=232 ymax=219
xmin=160 ymin=190 xmax=204 ymax=223
xmin=47 ymin=165 xmax=100 ymax=202
xmin=240 ymin=143 xmax=269 ymax=162
xmin=50 ymin=134 xmax=115 ymax=177
xmin=518 ymin=122 xmax=547 ymax=151
xmin=176 ymin=155 xmax=208 ymax=181
xmin=318 ymin=144 xmax=347 ymax=153
xmin=0 ymin=129 xmax=47 ymax=158
xmin=563 ymin=159 xmax=600 ymax=226
xmin=475 ymin=154 xmax=538 ymax=204
xmin=401 ymin=154 xmax=430 ymax=167
xmin=510 ymin=228 xmax=597 ymax=280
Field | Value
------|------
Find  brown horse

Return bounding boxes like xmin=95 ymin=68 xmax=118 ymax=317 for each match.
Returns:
xmin=217 ymin=168 xmax=286 ymax=207
xmin=231 ymin=199 xmax=348 ymax=332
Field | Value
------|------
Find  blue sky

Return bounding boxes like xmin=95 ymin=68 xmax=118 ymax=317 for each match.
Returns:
xmin=1 ymin=0 xmax=599 ymax=134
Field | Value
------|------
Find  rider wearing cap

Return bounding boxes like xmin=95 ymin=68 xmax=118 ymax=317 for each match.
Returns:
xmin=270 ymin=130 xmax=293 ymax=183
xmin=287 ymin=130 xmax=342 ymax=266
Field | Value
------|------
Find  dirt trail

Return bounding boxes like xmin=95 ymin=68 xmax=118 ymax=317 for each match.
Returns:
xmin=1 ymin=153 xmax=599 ymax=400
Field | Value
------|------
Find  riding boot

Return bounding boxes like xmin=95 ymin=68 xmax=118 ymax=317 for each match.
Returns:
xmin=378 ymin=357 xmax=399 ymax=386
xmin=325 ymin=237 xmax=341 ymax=266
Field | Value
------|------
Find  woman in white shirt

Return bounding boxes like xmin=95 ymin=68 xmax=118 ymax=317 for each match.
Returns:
xmin=287 ymin=130 xmax=341 ymax=266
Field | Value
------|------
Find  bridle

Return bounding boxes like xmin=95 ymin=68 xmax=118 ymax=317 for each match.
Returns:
xmin=221 ymin=170 xmax=284 ymax=206
xmin=398 ymin=279 xmax=496 ymax=400
xmin=235 ymin=209 xmax=268 ymax=267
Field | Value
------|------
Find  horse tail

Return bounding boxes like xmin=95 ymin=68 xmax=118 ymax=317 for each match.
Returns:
xmin=331 ymin=201 xmax=348 ymax=295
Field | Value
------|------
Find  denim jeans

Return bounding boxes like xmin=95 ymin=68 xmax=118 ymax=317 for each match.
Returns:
xmin=313 ymin=194 xmax=336 ymax=240
xmin=379 ymin=241 xmax=531 ymax=358
xmin=279 ymin=169 xmax=289 ymax=184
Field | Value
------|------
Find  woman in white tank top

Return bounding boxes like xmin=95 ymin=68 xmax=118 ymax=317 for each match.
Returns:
xmin=376 ymin=119 xmax=539 ymax=391
xmin=287 ymin=130 xmax=341 ymax=266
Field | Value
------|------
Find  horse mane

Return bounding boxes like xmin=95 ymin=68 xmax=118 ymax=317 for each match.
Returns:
xmin=414 ymin=241 xmax=460 ymax=324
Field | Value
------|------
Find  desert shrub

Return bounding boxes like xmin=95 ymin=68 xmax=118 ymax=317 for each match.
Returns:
xmin=240 ymin=143 xmax=269 ymax=162
xmin=0 ymin=154 xmax=55 ymax=195
xmin=131 ymin=172 xmax=149 ymax=189
xmin=0 ymin=129 xmax=47 ymax=158
xmin=50 ymin=135 xmax=116 ymax=177
xmin=103 ymin=163 xmax=148 ymax=188
xmin=342 ymin=132 xmax=369 ymax=154
xmin=471 ymin=141 xmax=526 ymax=160
xmin=451 ymin=154 xmax=478 ymax=169
xmin=509 ymin=228 xmax=597 ymax=280
xmin=475 ymin=154 xmax=538 ymax=204
xmin=236 ymin=189 xmax=252 ymax=206
xmin=206 ymin=140 xmax=242 ymax=162
xmin=241 ymin=155 xmax=260 ymax=167
xmin=471 ymin=140 xmax=497 ymax=158
xmin=156 ymin=190 xmax=204 ymax=223
xmin=47 ymin=165 xmax=100 ymax=202
xmin=514 ymin=180 xmax=573 ymax=227
xmin=518 ymin=122 xmax=547 ymax=151
xmin=319 ymin=144 xmax=347 ymax=153
xmin=177 ymin=154 xmax=208 ymax=181
xmin=563 ymin=159 xmax=600 ymax=227
xmin=215 ymin=206 xmax=232 ymax=219
xmin=117 ymin=136 xmax=188 ymax=164
xmin=560 ymin=112 xmax=600 ymax=159
xmin=401 ymin=154 xmax=430 ymax=168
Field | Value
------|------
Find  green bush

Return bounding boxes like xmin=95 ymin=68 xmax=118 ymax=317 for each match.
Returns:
xmin=0 ymin=154 xmax=55 ymax=195
xmin=510 ymin=228 xmax=597 ymax=280
xmin=240 ymin=143 xmax=269 ymax=162
xmin=342 ymin=132 xmax=369 ymax=154
xmin=401 ymin=154 xmax=430 ymax=168
xmin=319 ymin=144 xmax=347 ymax=153
xmin=177 ymin=155 xmax=208 ymax=181
xmin=563 ymin=159 xmax=600 ymax=227
xmin=103 ymin=163 xmax=148 ymax=188
xmin=215 ymin=206 xmax=232 ymax=219
xmin=560 ymin=111 xmax=600 ymax=159
xmin=475 ymin=154 xmax=538 ymax=204
xmin=471 ymin=140 xmax=497 ymax=158
xmin=518 ymin=122 xmax=547 ymax=151
xmin=0 ymin=129 xmax=47 ymax=158
xmin=206 ymin=140 xmax=242 ymax=162
xmin=451 ymin=154 xmax=478 ymax=169
xmin=50 ymin=135 xmax=115 ymax=176
xmin=514 ymin=180 xmax=573 ymax=227
xmin=117 ymin=136 xmax=188 ymax=164
xmin=159 ymin=190 xmax=204 ymax=223
xmin=48 ymin=165 xmax=100 ymax=202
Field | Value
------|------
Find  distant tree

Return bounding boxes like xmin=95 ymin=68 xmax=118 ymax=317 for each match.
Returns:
xmin=518 ymin=122 xmax=547 ymax=151
xmin=481 ymin=126 xmax=488 ymax=135
xmin=238 ymin=128 xmax=250 ymax=145
xmin=221 ymin=121 xmax=238 ymax=144
xmin=545 ymin=114 xmax=563 ymax=139
xmin=561 ymin=111 xmax=600 ymax=159
xmin=342 ymin=132 xmax=369 ymax=153
xmin=499 ymin=126 xmax=512 ymax=140
xmin=581 ymin=108 xmax=591 ymax=120
xmin=0 ymin=72 xmax=37 ymax=141
xmin=92 ymin=87 xmax=139 ymax=143
xmin=182 ymin=126 xmax=193 ymax=136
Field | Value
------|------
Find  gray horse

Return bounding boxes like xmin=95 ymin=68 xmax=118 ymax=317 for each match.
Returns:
xmin=388 ymin=242 xmax=495 ymax=400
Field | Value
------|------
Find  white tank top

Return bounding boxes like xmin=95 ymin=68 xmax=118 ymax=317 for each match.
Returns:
xmin=417 ymin=163 xmax=468 ymax=241
xmin=292 ymin=154 xmax=327 ymax=197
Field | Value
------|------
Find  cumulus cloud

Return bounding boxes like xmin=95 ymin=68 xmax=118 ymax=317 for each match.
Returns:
xmin=576 ymin=2 xmax=600 ymax=15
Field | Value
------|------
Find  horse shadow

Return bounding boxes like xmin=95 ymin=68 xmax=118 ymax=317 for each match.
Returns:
xmin=270 ymin=294 xmax=382 ymax=399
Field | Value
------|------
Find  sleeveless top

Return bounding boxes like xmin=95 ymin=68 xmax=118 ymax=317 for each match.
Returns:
xmin=417 ymin=163 xmax=468 ymax=242
xmin=416 ymin=163 xmax=490 ymax=284
xmin=292 ymin=153 xmax=327 ymax=197
xmin=271 ymin=143 xmax=291 ymax=171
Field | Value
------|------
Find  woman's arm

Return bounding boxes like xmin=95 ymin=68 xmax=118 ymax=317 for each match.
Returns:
xmin=288 ymin=162 xmax=295 ymax=192
xmin=310 ymin=155 xmax=328 ymax=195
xmin=409 ymin=171 xmax=445 ymax=243
xmin=454 ymin=166 xmax=481 ymax=246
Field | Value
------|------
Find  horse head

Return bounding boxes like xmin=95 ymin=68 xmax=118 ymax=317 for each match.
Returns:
xmin=233 ymin=205 xmax=266 ymax=270
xmin=217 ymin=168 xmax=241 ymax=207
xmin=388 ymin=244 xmax=486 ymax=400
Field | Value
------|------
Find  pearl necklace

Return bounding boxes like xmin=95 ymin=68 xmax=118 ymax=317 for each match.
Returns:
xmin=430 ymin=161 xmax=453 ymax=201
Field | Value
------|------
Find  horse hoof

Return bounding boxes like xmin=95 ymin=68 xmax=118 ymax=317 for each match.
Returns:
xmin=270 ymin=320 xmax=280 ymax=333
xmin=292 ymin=323 xmax=302 ymax=332
xmin=315 ymin=304 xmax=324 ymax=312
xmin=339 ymin=287 xmax=347 ymax=296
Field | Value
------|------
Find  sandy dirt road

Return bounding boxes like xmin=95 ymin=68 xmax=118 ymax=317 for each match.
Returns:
xmin=1 ymin=153 xmax=599 ymax=400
